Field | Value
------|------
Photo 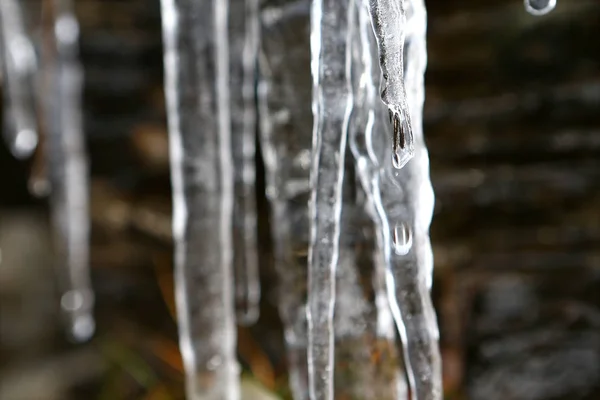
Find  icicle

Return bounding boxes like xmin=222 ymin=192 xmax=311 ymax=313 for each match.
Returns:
xmin=0 ymin=0 xmax=38 ymax=158
xmin=524 ymin=0 xmax=557 ymax=16
xmin=160 ymin=0 xmax=240 ymax=397
xmin=257 ymin=7 xmax=311 ymax=394
xmin=377 ymin=0 xmax=442 ymax=398
xmin=367 ymin=0 xmax=414 ymax=169
xmin=229 ymin=0 xmax=261 ymax=326
xmin=307 ymin=0 xmax=354 ymax=398
xmin=42 ymin=0 xmax=93 ymax=342
xmin=349 ymin=1 xmax=410 ymax=397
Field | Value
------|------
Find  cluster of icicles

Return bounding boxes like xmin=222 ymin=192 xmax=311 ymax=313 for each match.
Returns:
xmin=1 ymin=0 xmax=556 ymax=399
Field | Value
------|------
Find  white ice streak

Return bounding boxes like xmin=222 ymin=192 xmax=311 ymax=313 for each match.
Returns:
xmin=43 ymin=0 xmax=93 ymax=342
xmin=307 ymin=0 xmax=354 ymax=398
xmin=160 ymin=0 xmax=240 ymax=397
xmin=229 ymin=0 xmax=261 ymax=326
xmin=0 ymin=0 xmax=38 ymax=158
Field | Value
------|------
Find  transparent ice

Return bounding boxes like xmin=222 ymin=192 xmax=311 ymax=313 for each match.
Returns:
xmin=0 ymin=0 xmax=38 ymax=158
xmin=41 ymin=0 xmax=93 ymax=343
xmin=160 ymin=0 xmax=240 ymax=398
xmin=229 ymin=0 xmax=261 ymax=326
xmin=0 ymin=0 xmax=559 ymax=398
xmin=366 ymin=0 xmax=414 ymax=169
xmin=307 ymin=0 xmax=354 ymax=398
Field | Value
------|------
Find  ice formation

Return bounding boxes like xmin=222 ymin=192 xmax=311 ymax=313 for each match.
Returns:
xmin=160 ymin=0 xmax=240 ymax=397
xmin=42 ymin=0 xmax=93 ymax=342
xmin=0 ymin=0 xmax=38 ymax=158
xmin=0 ymin=0 xmax=559 ymax=398
xmin=306 ymin=0 xmax=354 ymax=398
xmin=229 ymin=0 xmax=261 ymax=326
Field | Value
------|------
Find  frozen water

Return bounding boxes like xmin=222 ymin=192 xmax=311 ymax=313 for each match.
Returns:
xmin=366 ymin=0 xmax=415 ymax=169
xmin=0 ymin=0 xmax=38 ymax=158
xmin=229 ymin=0 xmax=261 ymax=326
xmin=42 ymin=0 xmax=93 ymax=343
xmin=307 ymin=0 xmax=354 ymax=398
xmin=160 ymin=0 xmax=240 ymax=397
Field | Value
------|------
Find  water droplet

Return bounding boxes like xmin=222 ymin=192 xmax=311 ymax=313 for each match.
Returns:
xmin=392 ymin=222 xmax=413 ymax=255
xmin=524 ymin=0 xmax=556 ymax=16
xmin=70 ymin=314 xmax=95 ymax=342
xmin=14 ymin=129 xmax=38 ymax=156
xmin=207 ymin=355 xmax=223 ymax=371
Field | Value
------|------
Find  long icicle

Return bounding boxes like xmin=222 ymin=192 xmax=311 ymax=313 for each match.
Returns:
xmin=307 ymin=0 xmax=354 ymax=398
xmin=0 ymin=0 xmax=38 ymax=158
xmin=229 ymin=0 xmax=261 ymax=325
xmin=160 ymin=0 xmax=239 ymax=397
xmin=349 ymin=0 xmax=410 ymax=396
xmin=375 ymin=0 xmax=443 ymax=398
xmin=367 ymin=0 xmax=414 ymax=169
xmin=42 ymin=0 xmax=93 ymax=342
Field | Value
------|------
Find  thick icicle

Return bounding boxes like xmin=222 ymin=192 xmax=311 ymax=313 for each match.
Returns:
xmin=524 ymin=0 xmax=557 ymax=16
xmin=375 ymin=0 xmax=443 ymax=398
xmin=41 ymin=0 xmax=93 ymax=342
xmin=0 ymin=0 xmax=38 ymax=158
xmin=160 ymin=0 xmax=240 ymax=397
xmin=367 ymin=0 xmax=414 ymax=169
xmin=259 ymin=2 xmax=407 ymax=398
xmin=307 ymin=0 xmax=354 ymax=398
xmin=229 ymin=0 xmax=261 ymax=326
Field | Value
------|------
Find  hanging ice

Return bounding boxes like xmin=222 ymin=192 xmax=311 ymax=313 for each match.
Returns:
xmin=0 ymin=0 xmax=38 ymax=158
xmin=365 ymin=0 xmax=443 ymax=398
xmin=259 ymin=1 xmax=407 ymax=398
xmin=160 ymin=0 xmax=240 ymax=397
xmin=366 ymin=0 xmax=414 ymax=169
xmin=524 ymin=0 xmax=557 ymax=16
xmin=229 ymin=0 xmax=261 ymax=326
xmin=307 ymin=0 xmax=354 ymax=398
xmin=41 ymin=0 xmax=93 ymax=342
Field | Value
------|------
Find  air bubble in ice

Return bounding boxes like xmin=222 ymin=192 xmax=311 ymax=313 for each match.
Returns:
xmin=392 ymin=222 xmax=413 ymax=255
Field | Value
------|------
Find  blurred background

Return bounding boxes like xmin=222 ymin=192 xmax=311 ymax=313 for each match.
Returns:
xmin=1 ymin=0 xmax=599 ymax=399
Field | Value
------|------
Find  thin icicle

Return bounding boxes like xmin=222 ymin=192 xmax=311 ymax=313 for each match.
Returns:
xmin=229 ymin=0 xmax=261 ymax=326
xmin=160 ymin=0 xmax=239 ymax=397
xmin=257 ymin=8 xmax=311 ymax=394
xmin=42 ymin=0 xmax=93 ymax=342
xmin=524 ymin=0 xmax=557 ymax=16
xmin=307 ymin=0 xmax=354 ymax=398
xmin=349 ymin=2 xmax=410 ymax=396
xmin=376 ymin=0 xmax=442 ymax=398
xmin=367 ymin=0 xmax=414 ymax=169
xmin=0 ymin=0 xmax=38 ymax=158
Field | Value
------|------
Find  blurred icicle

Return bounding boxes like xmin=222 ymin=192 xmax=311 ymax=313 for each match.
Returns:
xmin=160 ymin=0 xmax=240 ymax=397
xmin=229 ymin=0 xmax=261 ymax=326
xmin=42 ymin=0 xmax=93 ymax=342
xmin=0 ymin=0 xmax=38 ymax=158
